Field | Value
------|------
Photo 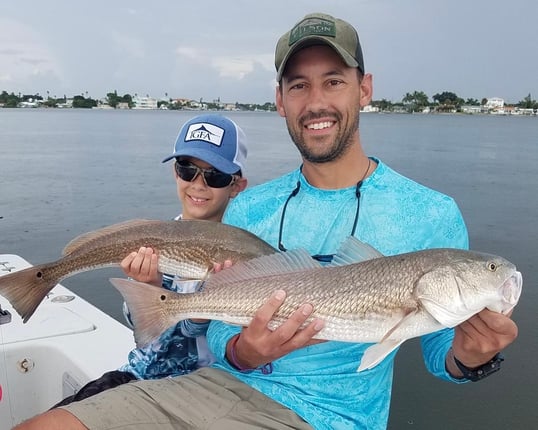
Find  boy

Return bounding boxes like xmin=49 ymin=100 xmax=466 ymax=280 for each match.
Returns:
xmin=54 ymin=113 xmax=248 ymax=405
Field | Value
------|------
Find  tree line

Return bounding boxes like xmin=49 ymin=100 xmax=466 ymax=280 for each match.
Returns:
xmin=372 ymin=91 xmax=538 ymax=113
xmin=1 ymin=89 xmax=537 ymax=112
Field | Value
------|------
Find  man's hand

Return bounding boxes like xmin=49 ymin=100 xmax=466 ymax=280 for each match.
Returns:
xmin=120 ymin=247 xmax=162 ymax=286
xmin=447 ymin=309 xmax=518 ymax=376
xmin=226 ymin=290 xmax=325 ymax=369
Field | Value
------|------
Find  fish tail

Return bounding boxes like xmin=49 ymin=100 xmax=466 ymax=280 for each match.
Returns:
xmin=109 ymin=278 xmax=183 ymax=348
xmin=0 ymin=264 xmax=58 ymax=323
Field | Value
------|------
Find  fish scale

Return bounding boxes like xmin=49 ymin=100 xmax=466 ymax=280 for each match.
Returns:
xmin=0 ymin=219 xmax=276 ymax=323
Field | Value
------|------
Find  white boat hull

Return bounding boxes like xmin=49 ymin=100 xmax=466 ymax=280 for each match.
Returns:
xmin=0 ymin=255 xmax=135 ymax=428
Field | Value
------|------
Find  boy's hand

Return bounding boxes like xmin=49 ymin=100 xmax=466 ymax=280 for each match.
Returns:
xmin=121 ymin=247 xmax=162 ymax=286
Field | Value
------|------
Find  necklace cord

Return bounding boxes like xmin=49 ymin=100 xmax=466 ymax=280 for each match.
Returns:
xmin=351 ymin=158 xmax=371 ymax=236
xmin=278 ymin=158 xmax=371 ymax=253
xmin=278 ymin=181 xmax=301 ymax=251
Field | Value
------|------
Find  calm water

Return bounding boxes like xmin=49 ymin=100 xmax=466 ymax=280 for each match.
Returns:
xmin=1 ymin=109 xmax=537 ymax=429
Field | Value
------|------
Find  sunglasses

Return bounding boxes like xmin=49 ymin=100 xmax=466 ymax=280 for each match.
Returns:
xmin=174 ymin=159 xmax=238 ymax=188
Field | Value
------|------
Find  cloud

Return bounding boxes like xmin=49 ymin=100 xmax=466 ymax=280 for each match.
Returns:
xmin=175 ymin=46 xmax=199 ymax=60
xmin=0 ymin=18 xmax=63 ymax=91
xmin=175 ymin=44 xmax=273 ymax=79
xmin=213 ymin=54 xmax=273 ymax=80
xmin=110 ymin=31 xmax=146 ymax=59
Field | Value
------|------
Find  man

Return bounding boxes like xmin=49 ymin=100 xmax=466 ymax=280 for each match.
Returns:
xmin=16 ymin=12 xmax=518 ymax=430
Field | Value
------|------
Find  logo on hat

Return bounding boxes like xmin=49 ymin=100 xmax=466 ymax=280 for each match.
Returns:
xmin=185 ymin=123 xmax=225 ymax=147
xmin=289 ymin=17 xmax=336 ymax=45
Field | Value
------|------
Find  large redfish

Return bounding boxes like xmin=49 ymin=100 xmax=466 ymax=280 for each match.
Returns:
xmin=0 ymin=219 xmax=276 ymax=323
xmin=111 ymin=237 xmax=522 ymax=371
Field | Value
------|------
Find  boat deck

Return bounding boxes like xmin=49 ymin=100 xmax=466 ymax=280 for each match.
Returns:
xmin=0 ymin=254 xmax=135 ymax=429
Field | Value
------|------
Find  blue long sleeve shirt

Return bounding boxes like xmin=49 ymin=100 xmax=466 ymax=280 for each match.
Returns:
xmin=208 ymin=159 xmax=469 ymax=430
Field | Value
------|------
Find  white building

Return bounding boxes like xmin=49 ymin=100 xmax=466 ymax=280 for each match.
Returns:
xmin=461 ymin=105 xmax=482 ymax=114
xmin=132 ymin=96 xmax=158 ymax=109
xmin=484 ymin=97 xmax=505 ymax=109
xmin=360 ymin=105 xmax=380 ymax=113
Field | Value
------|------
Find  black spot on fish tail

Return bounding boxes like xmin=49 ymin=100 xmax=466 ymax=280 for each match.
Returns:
xmin=0 ymin=263 xmax=58 ymax=323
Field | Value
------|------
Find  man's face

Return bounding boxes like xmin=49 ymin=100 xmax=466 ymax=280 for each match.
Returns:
xmin=276 ymin=45 xmax=371 ymax=164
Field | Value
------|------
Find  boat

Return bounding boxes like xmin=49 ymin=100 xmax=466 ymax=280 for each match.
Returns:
xmin=0 ymin=254 xmax=135 ymax=429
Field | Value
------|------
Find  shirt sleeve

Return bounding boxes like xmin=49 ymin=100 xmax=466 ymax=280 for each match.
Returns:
xmin=425 ymin=198 xmax=469 ymax=250
xmin=206 ymin=320 xmax=241 ymax=368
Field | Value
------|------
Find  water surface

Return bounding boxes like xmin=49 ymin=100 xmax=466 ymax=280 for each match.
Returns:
xmin=1 ymin=109 xmax=536 ymax=429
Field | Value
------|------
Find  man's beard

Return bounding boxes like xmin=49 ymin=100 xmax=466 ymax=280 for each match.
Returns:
xmin=286 ymin=110 xmax=360 ymax=163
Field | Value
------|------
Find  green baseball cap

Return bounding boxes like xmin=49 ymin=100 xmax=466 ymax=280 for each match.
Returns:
xmin=275 ymin=13 xmax=364 ymax=81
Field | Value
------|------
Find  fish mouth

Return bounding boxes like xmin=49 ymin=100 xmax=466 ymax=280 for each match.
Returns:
xmin=500 ymin=271 xmax=523 ymax=314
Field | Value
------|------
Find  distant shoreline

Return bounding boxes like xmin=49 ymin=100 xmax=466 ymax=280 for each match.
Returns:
xmin=2 ymin=106 xmax=536 ymax=117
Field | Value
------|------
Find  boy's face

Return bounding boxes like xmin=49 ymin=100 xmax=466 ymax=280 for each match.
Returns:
xmin=174 ymin=157 xmax=246 ymax=222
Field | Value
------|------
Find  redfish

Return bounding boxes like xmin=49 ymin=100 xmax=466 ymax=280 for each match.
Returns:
xmin=0 ymin=219 xmax=276 ymax=322
xmin=111 ymin=237 xmax=522 ymax=371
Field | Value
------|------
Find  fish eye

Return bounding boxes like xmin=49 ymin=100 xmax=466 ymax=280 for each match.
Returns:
xmin=487 ymin=261 xmax=497 ymax=271
xmin=159 ymin=294 xmax=166 ymax=302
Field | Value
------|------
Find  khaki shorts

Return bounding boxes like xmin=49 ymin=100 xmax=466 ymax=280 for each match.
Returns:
xmin=61 ymin=368 xmax=313 ymax=430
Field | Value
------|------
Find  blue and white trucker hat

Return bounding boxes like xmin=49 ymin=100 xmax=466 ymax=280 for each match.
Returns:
xmin=162 ymin=114 xmax=247 ymax=174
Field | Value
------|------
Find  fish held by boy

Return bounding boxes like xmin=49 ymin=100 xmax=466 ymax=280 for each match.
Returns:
xmin=111 ymin=237 xmax=522 ymax=372
xmin=0 ymin=219 xmax=276 ymax=323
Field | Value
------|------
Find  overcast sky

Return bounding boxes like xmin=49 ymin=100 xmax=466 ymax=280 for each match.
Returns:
xmin=1 ymin=0 xmax=536 ymax=104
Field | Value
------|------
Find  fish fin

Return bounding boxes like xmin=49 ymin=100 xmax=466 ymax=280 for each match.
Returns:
xmin=358 ymin=339 xmax=406 ymax=372
xmin=0 ymin=263 xmax=57 ymax=323
xmin=419 ymin=297 xmax=474 ymax=327
xmin=205 ymin=249 xmax=321 ymax=288
xmin=110 ymin=277 xmax=184 ymax=348
xmin=63 ymin=219 xmax=158 ymax=256
xmin=378 ymin=309 xmax=417 ymax=342
xmin=329 ymin=236 xmax=384 ymax=267
xmin=357 ymin=309 xmax=417 ymax=371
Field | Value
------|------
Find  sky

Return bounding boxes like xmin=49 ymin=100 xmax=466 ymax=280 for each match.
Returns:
xmin=0 ymin=0 xmax=536 ymax=105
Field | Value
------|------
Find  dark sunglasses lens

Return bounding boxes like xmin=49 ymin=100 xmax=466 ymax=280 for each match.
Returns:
xmin=175 ymin=161 xmax=233 ymax=188
xmin=204 ymin=171 xmax=233 ymax=188
xmin=175 ymin=163 xmax=198 ymax=181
